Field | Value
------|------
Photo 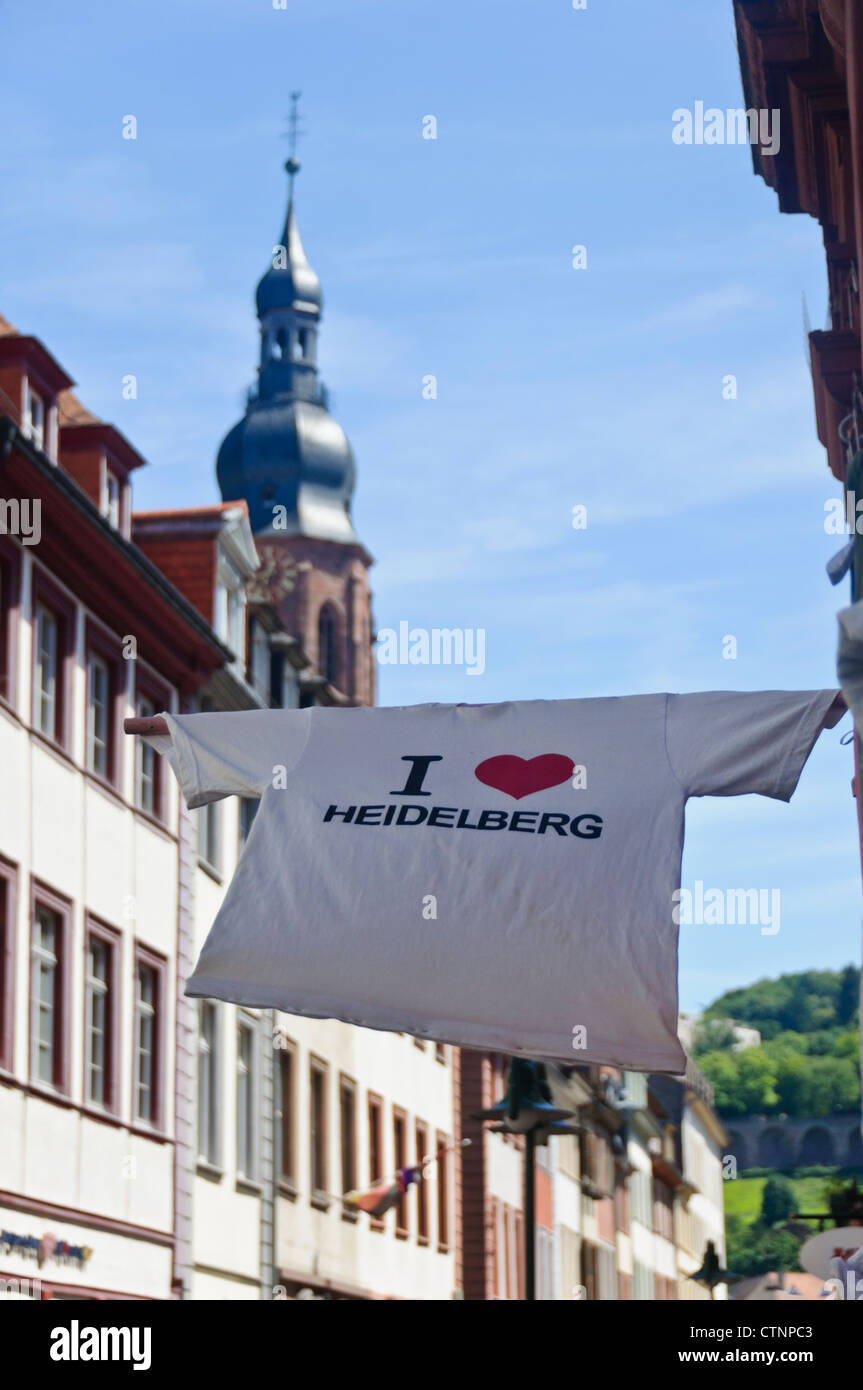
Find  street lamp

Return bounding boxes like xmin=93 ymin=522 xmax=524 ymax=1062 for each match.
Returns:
xmin=473 ymin=1059 xmax=578 ymax=1300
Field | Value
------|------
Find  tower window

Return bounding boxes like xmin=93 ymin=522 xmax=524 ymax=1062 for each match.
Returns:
xmin=296 ymin=328 xmax=309 ymax=360
xmin=318 ymin=605 xmax=339 ymax=686
xmin=274 ymin=328 xmax=288 ymax=361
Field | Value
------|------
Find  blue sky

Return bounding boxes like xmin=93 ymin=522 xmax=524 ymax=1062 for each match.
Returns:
xmin=1 ymin=0 xmax=860 ymax=1013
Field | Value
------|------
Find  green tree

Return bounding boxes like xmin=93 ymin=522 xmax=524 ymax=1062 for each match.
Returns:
xmin=735 ymin=1047 xmax=780 ymax=1114
xmin=760 ymin=1175 xmax=795 ymax=1227
xmin=838 ymin=964 xmax=860 ymax=1027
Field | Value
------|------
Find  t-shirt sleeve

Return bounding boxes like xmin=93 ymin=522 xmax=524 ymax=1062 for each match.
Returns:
xmin=665 ymin=690 xmax=844 ymax=801
xmin=144 ymin=708 xmax=312 ymax=808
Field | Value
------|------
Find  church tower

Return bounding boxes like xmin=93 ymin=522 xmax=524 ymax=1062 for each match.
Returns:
xmin=216 ymin=145 xmax=375 ymax=706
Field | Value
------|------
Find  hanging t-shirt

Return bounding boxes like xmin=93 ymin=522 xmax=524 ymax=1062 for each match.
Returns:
xmin=148 ymin=689 xmax=841 ymax=1072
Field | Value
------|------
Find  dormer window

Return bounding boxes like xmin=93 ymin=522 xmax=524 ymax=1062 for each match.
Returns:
xmin=25 ymin=387 xmax=44 ymax=450
xmin=215 ymin=557 xmax=246 ymax=663
xmin=103 ymin=470 xmax=121 ymax=529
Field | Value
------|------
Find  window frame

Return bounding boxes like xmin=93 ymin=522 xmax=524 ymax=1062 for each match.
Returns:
xmin=133 ymin=669 xmax=168 ymax=822
xmin=197 ymin=1000 xmax=222 ymax=1169
xmin=197 ymin=800 xmax=222 ymax=878
xmin=276 ymin=1034 xmax=298 ymax=1193
xmin=236 ymin=1015 xmax=259 ymax=1184
xmin=339 ymin=1073 xmax=358 ymax=1222
xmin=28 ymin=880 xmax=72 ymax=1094
xmin=30 ymin=570 xmax=75 ymax=752
xmin=84 ymin=620 xmax=124 ymax=790
xmin=103 ymin=469 xmax=121 ymax=529
xmin=436 ymin=1130 xmax=451 ymax=1253
xmin=309 ymin=1054 xmax=329 ymax=1209
xmin=367 ymin=1092 xmax=385 ymax=1233
xmin=132 ymin=943 xmax=166 ymax=1131
xmin=25 ymin=384 xmax=45 ymax=450
xmin=317 ymin=604 xmax=340 ymax=687
xmin=82 ymin=915 xmax=121 ymax=1115
xmin=415 ymin=1119 xmax=429 ymax=1246
xmin=393 ymin=1105 xmax=409 ymax=1239
xmin=0 ymin=537 xmax=22 ymax=711
xmin=0 ymin=857 xmax=18 ymax=1072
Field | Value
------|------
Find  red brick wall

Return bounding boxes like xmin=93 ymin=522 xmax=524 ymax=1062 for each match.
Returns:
xmin=265 ymin=535 xmax=374 ymax=705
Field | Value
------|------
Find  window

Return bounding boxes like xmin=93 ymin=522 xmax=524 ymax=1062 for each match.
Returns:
xmin=436 ymin=1131 xmax=450 ymax=1252
xmin=30 ymin=889 xmax=70 ymax=1092
xmin=309 ymin=1057 xmax=328 ymax=1204
xmin=85 ymin=626 xmax=122 ymax=786
xmin=84 ymin=920 xmax=118 ymax=1111
xmin=103 ymin=471 xmax=121 ymax=529
xmin=434 ymin=1042 xmax=446 ymax=1064
xmin=34 ymin=605 xmax=59 ymax=738
xmin=317 ymin=605 xmax=338 ymax=686
xmin=0 ymin=860 xmax=17 ymax=1071
xmin=135 ymin=695 xmax=160 ymax=817
xmin=654 ymin=1178 xmax=674 ymax=1240
xmin=25 ymin=387 xmax=44 ymax=450
xmin=31 ymin=574 xmax=73 ymax=748
xmin=537 ymin=1227 xmax=554 ymax=1301
xmin=515 ymin=1212 xmax=525 ymax=1300
xmin=134 ymin=948 xmax=164 ymax=1127
xmin=415 ymin=1121 xmax=429 ymax=1244
xmin=238 ymin=797 xmax=259 ymax=850
xmin=503 ymin=1207 xmax=515 ymax=1299
xmin=198 ymin=802 xmax=221 ymax=874
xmin=633 ymin=1258 xmax=655 ymax=1301
xmin=368 ymin=1093 xmax=384 ymax=1232
xmin=0 ymin=541 xmax=20 ymax=708
xmin=86 ymin=652 xmax=110 ymax=777
xmin=237 ymin=1019 xmax=257 ymax=1180
xmin=339 ymin=1075 xmax=357 ymax=1214
xmin=393 ymin=1107 xmax=408 ymax=1237
xmin=276 ymin=1038 xmax=297 ymax=1188
xmin=198 ymin=1002 xmax=220 ymax=1165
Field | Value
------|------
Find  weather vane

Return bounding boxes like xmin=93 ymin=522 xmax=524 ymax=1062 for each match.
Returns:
xmin=284 ymin=91 xmax=304 ymax=184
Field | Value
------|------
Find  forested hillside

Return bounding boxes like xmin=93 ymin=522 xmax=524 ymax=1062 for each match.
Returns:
xmin=694 ymin=966 xmax=860 ymax=1118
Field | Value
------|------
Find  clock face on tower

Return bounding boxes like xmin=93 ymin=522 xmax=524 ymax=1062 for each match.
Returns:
xmin=245 ymin=543 xmax=298 ymax=605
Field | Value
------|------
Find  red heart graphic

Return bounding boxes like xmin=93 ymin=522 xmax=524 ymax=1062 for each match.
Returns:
xmin=474 ymin=754 xmax=575 ymax=801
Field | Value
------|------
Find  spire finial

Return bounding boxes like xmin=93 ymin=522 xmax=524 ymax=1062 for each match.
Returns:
xmin=284 ymin=91 xmax=304 ymax=193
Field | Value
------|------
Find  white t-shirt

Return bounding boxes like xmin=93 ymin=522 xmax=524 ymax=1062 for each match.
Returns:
xmin=150 ymin=690 xmax=841 ymax=1072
